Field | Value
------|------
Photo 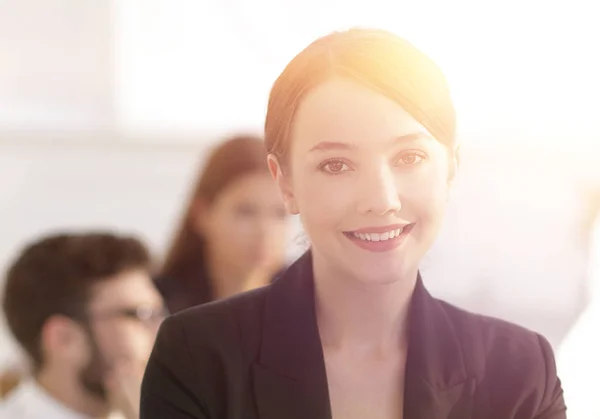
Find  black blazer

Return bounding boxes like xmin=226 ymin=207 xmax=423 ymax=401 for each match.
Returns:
xmin=141 ymin=252 xmax=566 ymax=419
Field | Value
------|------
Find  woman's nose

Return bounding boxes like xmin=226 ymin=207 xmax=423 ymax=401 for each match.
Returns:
xmin=356 ymin=165 xmax=402 ymax=216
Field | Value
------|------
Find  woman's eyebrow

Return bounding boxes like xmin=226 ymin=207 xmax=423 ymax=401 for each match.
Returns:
xmin=308 ymin=132 xmax=431 ymax=153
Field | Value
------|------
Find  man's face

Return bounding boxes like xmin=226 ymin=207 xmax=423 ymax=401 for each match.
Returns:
xmin=79 ymin=269 xmax=165 ymax=398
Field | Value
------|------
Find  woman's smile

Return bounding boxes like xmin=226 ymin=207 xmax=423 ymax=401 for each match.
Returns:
xmin=343 ymin=223 xmax=415 ymax=253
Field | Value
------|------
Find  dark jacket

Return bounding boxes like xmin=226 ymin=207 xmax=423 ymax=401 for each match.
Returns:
xmin=141 ymin=251 xmax=566 ymax=419
xmin=154 ymin=269 xmax=213 ymax=314
xmin=155 ymin=265 xmax=285 ymax=314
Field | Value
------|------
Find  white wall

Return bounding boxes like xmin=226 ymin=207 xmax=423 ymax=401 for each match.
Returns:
xmin=423 ymin=145 xmax=595 ymax=345
xmin=0 ymin=135 xmax=203 ymax=268
xmin=0 ymin=0 xmax=114 ymax=130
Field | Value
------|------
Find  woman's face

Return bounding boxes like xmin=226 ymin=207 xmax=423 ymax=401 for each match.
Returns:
xmin=199 ymin=172 xmax=288 ymax=276
xmin=271 ymin=77 xmax=456 ymax=284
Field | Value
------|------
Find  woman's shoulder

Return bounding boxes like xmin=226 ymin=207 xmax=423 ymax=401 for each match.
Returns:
xmin=142 ymin=285 xmax=273 ymax=417
xmin=437 ymin=298 xmax=550 ymax=356
xmin=436 ymin=298 xmax=561 ymax=398
xmin=444 ymin=299 xmax=565 ymax=415
xmin=160 ymin=284 xmax=271 ymax=353
xmin=420 ymin=298 xmax=566 ymax=418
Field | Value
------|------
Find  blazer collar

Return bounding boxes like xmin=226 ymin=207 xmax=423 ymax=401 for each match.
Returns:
xmin=253 ymin=251 xmax=474 ymax=419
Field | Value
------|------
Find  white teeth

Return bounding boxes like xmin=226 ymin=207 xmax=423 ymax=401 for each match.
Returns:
xmin=352 ymin=228 xmax=404 ymax=242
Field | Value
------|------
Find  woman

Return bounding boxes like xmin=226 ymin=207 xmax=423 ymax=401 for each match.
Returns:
xmin=141 ymin=29 xmax=566 ymax=418
xmin=156 ymin=135 xmax=288 ymax=313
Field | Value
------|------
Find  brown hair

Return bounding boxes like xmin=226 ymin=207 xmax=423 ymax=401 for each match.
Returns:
xmin=159 ymin=135 xmax=269 ymax=286
xmin=265 ymin=28 xmax=456 ymax=162
xmin=2 ymin=232 xmax=151 ymax=370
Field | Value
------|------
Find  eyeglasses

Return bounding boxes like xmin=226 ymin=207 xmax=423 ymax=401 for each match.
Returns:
xmin=88 ymin=306 xmax=168 ymax=328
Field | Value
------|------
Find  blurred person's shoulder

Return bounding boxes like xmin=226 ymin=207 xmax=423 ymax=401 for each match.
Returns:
xmin=0 ymin=377 xmax=128 ymax=419
xmin=0 ymin=380 xmax=62 ymax=419
xmin=0 ymin=379 xmax=31 ymax=418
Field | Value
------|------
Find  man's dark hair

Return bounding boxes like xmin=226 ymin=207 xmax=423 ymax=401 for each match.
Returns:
xmin=2 ymin=232 xmax=152 ymax=370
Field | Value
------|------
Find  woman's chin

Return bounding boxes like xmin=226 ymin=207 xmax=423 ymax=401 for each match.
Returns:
xmin=361 ymin=265 xmax=417 ymax=286
xmin=355 ymin=249 xmax=420 ymax=282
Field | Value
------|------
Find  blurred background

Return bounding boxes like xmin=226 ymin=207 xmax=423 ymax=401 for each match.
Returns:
xmin=0 ymin=0 xmax=598 ymax=417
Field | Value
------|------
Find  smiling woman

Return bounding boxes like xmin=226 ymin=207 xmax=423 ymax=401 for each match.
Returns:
xmin=140 ymin=28 xmax=566 ymax=419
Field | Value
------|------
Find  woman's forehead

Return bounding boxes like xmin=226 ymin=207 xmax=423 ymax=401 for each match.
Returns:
xmin=290 ymin=78 xmax=430 ymax=153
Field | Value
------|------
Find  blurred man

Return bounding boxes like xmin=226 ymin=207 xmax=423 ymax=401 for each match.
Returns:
xmin=0 ymin=232 xmax=166 ymax=419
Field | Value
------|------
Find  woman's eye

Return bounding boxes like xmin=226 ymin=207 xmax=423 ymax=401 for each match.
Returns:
xmin=320 ymin=160 xmax=350 ymax=174
xmin=398 ymin=151 xmax=427 ymax=165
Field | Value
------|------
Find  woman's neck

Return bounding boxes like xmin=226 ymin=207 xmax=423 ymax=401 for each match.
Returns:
xmin=313 ymin=253 xmax=417 ymax=353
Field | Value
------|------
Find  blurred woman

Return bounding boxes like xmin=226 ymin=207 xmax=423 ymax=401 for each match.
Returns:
xmin=156 ymin=135 xmax=289 ymax=313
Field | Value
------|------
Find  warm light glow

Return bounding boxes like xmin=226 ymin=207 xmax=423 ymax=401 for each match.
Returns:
xmin=114 ymin=0 xmax=599 ymax=151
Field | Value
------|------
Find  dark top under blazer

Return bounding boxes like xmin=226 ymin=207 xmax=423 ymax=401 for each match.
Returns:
xmin=141 ymin=251 xmax=567 ymax=419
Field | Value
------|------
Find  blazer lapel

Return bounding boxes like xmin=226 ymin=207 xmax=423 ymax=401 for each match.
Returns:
xmin=252 ymin=252 xmax=331 ymax=419
xmin=403 ymin=277 xmax=475 ymax=419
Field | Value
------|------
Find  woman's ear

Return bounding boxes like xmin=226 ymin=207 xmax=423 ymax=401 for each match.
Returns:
xmin=267 ymin=154 xmax=299 ymax=215
xmin=448 ymin=144 xmax=460 ymax=184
